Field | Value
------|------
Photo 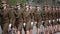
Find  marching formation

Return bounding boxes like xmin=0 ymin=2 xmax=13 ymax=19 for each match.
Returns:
xmin=0 ymin=0 xmax=60 ymax=34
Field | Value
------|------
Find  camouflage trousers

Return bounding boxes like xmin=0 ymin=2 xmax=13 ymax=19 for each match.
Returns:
xmin=1 ymin=18 xmax=9 ymax=34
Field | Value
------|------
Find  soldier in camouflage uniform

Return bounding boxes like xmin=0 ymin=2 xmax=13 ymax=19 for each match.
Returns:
xmin=1 ymin=1 xmax=9 ymax=34
xmin=29 ymin=4 xmax=34 ymax=34
xmin=55 ymin=6 xmax=59 ymax=32
xmin=58 ymin=7 xmax=59 ymax=31
xmin=56 ymin=6 xmax=59 ymax=24
xmin=47 ymin=5 xmax=53 ymax=34
xmin=9 ymin=6 xmax=16 ymax=28
xmin=36 ymin=5 xmax=42 ymax=34
xmin=43 ymin=5 xmax=48 ymax=34
xmin=15 ymin=3 xmax=24 ymax=34
xmin=58 ymin=7 xmax=60 ymax=24
xmin=52 ymin=6 xmax=57 ymax=32
xmin=44 ymin=5 xmax=48 ymax=27
xmin=8 ymin=5 xmax=17 ymax=34
xmin=23 ymin=3 xmax=31 ymax=34
xmin=56 ymin=7 xmax=59 ymax=32
xmin=58 ymin=7 xmax=60 ymax=31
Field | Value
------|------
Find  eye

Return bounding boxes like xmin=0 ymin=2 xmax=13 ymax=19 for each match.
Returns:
xmin=2 ymin=3 xmax=4 ymax=4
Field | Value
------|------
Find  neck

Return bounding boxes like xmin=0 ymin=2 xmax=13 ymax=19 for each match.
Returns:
xmin=26 ymin=8 xmax=29 ymax=11
xmin=37 ymin=9 xmax=39 ymax=11
xmin=18 ymin=7 xmax=20 ymax=10
xmin=4 ymin=6 xmax=6 ymax=9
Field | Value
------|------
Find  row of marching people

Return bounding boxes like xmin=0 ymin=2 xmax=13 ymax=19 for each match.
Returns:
xmin=0 ymin=0 xmax=60 ymax=34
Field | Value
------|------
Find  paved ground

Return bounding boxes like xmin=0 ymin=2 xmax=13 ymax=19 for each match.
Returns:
xmin=55 ymin=32 xmax=60 ymax=34
xmin=0 ymin=25 xmax=60 ymax=34
xmin=0 ymin=25 xmax=2 ymax=34
xmin=0 ymin=25 xmax=37 ymax=34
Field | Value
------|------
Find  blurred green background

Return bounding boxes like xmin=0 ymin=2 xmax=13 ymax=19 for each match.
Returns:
xmin=7 ymin=0 xmax=26 ymax=6
xmin=0 ymin=0 xmax=60 ymax=7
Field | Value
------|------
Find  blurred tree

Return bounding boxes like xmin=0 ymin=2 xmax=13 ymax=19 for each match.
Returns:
xmin=0 ymin=0 xmax=2 ymax=9
xmin=7 ymin=0 xmax=17 ymax=6
xmin=20 ymin=0 xmax=26 ymax=6
xmin=56 ymin=0 xmax=60 ymax=6
xmin=6 ymin=0 xmax=26 ymax=6
xmin=0 ymin=0 xmax=1 ymax=5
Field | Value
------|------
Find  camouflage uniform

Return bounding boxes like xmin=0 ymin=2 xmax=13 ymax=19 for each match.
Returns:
xmin=9 ymin=7 xmax=16 ymax=28
xmin=1 ymin=1 xmax=10 ymax=34
xmin=47 ymin=5 xmax=53 ymax=34
xmin=0 ymin=9 xmax=2 ymax=25
xmin=47 ymin=5 xmax=53 ymax=27
xmin=1 ymin=6 xmax=9 ymax=34
xmin=55 ymin=7 xmax=59 ymax=24
xmin=23 ymin=5 xmax=31 ymax=30
xmin=34 ymin=6 xmax=37 ymax=22
xmin=15 ymin=6 xmax=23 ymax=31
xmin=29 ymin=5 xmax=34 ymax=29
xmin=58 ymin=7 xmax=60 ymax=24
xmin=52 ymin=6 xmax=57 ymax=25
xmin=44 ymin=5 xmax=49 ymax=27
xmin=42 ymin=6 xmax=46 ymax=27
xmin=37 ymin=6 xmax=42 ymax=28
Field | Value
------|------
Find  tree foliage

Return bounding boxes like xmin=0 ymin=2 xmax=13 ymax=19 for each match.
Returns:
xmin=0 ymin=0 xmax=2 ymax=9
xmin=7 ymin=0 xmax=17 ymax=6
xmin=6 ymin=0 xmax=26 ymax=6
xmin=20 ymin=0 xmax=26 ymax=6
